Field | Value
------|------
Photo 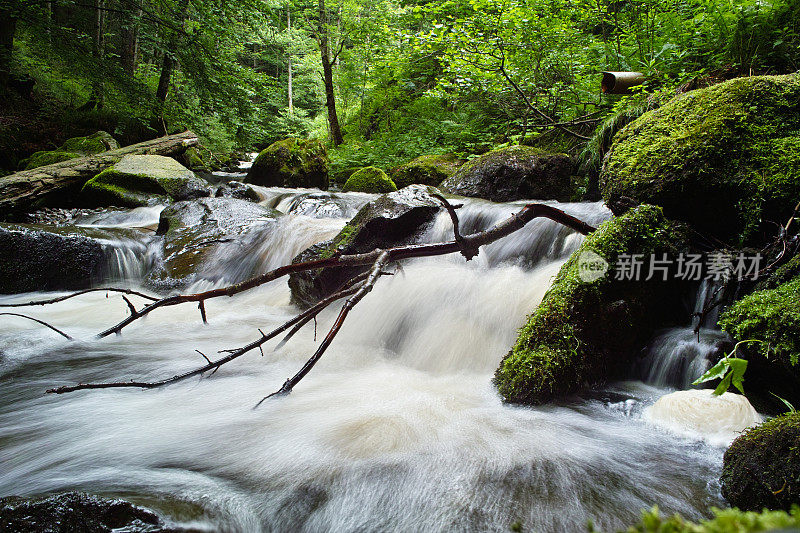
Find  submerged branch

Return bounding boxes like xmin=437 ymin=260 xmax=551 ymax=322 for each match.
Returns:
xmin=0 ymin=313 xmax=72 ymax=339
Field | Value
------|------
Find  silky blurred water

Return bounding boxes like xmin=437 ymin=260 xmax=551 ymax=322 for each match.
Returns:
xmin=0 ymin=192 xmax=737 ymax=532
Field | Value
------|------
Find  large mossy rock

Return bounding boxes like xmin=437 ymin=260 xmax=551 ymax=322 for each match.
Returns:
xmin=81 ymin=155 xmax=211 ymax=207
xmin=0 ymin=224 xmax=106 ymax=294
xmin=439 ymin=145 xmax=577 ymax=202
xmin=718 ymin=274 xmax=800 ymax=409
xmin=288 ymin=185 xmax=440 ymax=308
xmin=22 ymin=131 xmax=120 ymax=170
xmin=342 ymin=166 xmax=397 ymax=193
xmin=391 ymin=153 xmax=465 ymax=188
xmin=601 ymin=74 xmax=800 ymax=243
xmin=721 ymin=412 xmax=800 ymax=511
xmin=245 ymin=137 xmax=329 ymax=189
xmin=151 ymin=197 xmax=281 ymax=286
xmin=0 ymin=492 xmax=166 ymax=532
xmin=493 ymin=205 xmax=690 ymax=405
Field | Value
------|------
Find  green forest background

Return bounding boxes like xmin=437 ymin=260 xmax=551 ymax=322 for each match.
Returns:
xmin=1 ymin=0 xmax=798 ymax=176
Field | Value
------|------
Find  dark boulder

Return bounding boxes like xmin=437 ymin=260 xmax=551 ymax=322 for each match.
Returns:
xmin=721 ymin=412 xmax=800 ymax=511
xmin=288 ymin=185 xmax=440 ymax=308
xmin=0 ymin=224 xmax=106 ymax=294
xmin=439 ymin=145 xmax=577 ymax=202
xmin=0 ymin=491 xmax=166 ymax=532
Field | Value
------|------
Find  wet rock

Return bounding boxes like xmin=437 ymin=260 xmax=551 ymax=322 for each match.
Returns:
xmin=721 ymin=412 xmax=800 ymax=511
xmin=288 ymin=185 xmax=440 ymax=308
xmin=151 ymin=197 xmax=281 ymax=286
xmin=494 ymin=205 xmax=692 ymax=405
xmin=439 ymin=145 xmax=577 ymax=202
xmin=391 ymin=153 xmax=465 ymax=188
xmin=214 ymin=181 xmax=261 ymax=202
xmin=245 ymin=137 xmax=329 ymax=189
xmin=0 ymin=224 xmax=106 ymax=294
xmin=718 ymin=275 xmax=800 ymax=411
xmin=81 ymin=155 xmax=212 ymax=208
xmin=601 ymin=74 xmax=800 ymax=244
xmin=0 ymin=491 xmax=192 ymax=532
xmin=284 ymin=192 xmax=363 ymax=219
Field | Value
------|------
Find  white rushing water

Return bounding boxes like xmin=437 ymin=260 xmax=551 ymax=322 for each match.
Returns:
xmin=0 ymin=191 xmax=745 ymax=531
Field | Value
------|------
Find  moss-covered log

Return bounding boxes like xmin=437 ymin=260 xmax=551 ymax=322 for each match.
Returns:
xmin=0 ymin=131 xmax=198 ymax=214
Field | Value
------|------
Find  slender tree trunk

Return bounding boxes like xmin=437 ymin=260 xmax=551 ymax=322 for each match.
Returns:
xmin=318 ymin=0 xmax=343 ymax=145
xmin=0 ymin=13 xmax=15 ymax=95
xmin=287 ymin=6 xmax=293 ymax=115
xmin=121 ymin=2 xmax=142 ymax=76
xmin=86 ymin=0 xmax=105 ymax=109
xmin=155 ymin=0 xmax=190 ymax=131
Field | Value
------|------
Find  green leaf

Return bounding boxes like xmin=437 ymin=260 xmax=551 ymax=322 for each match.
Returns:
xmin=692 ymin=358 xmax=729 ymax=385
xmin=713 ymin=372 xmax=733 ymax=396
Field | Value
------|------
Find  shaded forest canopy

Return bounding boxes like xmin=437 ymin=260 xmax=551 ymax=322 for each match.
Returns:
xmin=1 ymin=0 xmax=798 ymax=175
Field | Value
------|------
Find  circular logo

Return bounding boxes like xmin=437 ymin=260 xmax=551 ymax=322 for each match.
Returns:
xmin=576 ymin=250 xmax=609 ymax=283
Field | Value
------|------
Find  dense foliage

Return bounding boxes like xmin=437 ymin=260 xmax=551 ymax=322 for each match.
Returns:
xmin=1 ymin=0 xmax=798 ymax=175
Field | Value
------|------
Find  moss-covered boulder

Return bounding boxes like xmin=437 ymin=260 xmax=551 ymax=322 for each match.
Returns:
xmin=391 ymin=154 xmax=465 ymax=188
xmin=151 ymin=197 xmax=280 ymax=287
xmin=493 ymin=205 xmax=691 ymax=405
xmin=21 ymin=131 xmax=120 ymax=170
xmin=718 ymin=275 xmax=800 ymax=409
xmin=721 ymin=412 xmax=800 ymax=511
xmin=601 ymin=74 xmax=800 ymax=243
xmin=245 ymin=137 xmax=329 ymax=189
xmin=0 ymin=492 xmax=165 ymax=532
xmin=0 ymin=224 xmax=106 ymax=294
xmin=622 ymin=505 xmax=800 ymax=532
xmin=439 ymin=145 xmax=577 ymax=202
xmin=288 ymin=185 xmax=440 ymax=308
xmin=342 ymin=166 xmax=397 ymax=193
xmin=81 ymin=155 xmax=211 ymax=207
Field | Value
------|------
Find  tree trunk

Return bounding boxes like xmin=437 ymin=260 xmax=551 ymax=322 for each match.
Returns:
xmin=121 ymin=3 xmax=142 ymax=76
xmin=318 ymin=0 xmax=343 ymax=145
xmin=287 ymin=6 xmax=293 ymax=114
xmin=0 ymin=131 xmax=199 ymax=214
xmin=155 ymin=0 xmax=191 ymax=129
xmin=0 ymin=13 xmax=17 ymax=95
xmin=87 ymin=0 xmax=106 ymax=109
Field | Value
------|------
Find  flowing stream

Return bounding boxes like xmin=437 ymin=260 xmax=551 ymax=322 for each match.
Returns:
xmin=0 ymin=189 xmax=741 ymax=531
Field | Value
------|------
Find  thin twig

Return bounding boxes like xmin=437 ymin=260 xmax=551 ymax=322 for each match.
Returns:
xmin=0 ymin=313 xmax=72 ymax=339
xmin=0 ymin=288 xmax=160 ymax=308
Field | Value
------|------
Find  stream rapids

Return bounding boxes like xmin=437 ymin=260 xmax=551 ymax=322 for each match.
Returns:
xmin=0 ymin=186 xmax=734 ymax=532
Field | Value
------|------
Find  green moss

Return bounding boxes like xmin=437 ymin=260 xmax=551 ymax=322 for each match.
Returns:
xmin=332 ymin=167 xmax=362 ymax=186
xmin=601 ymin=74 xmax=800 ymax=244
xmin=182 ymin=146 xmax=206 ymax=171
xmin=23 ymin=150 xmax=83 ymax=170
xmin=58 ymin=131 xmax=119 ymax=155
xmin=319 ymin=223 xmax=357 ymax=259
xmin=80 ymin=155 xmax=206 ymax=207
xmin=391 ymin=154 xmax=464 ymax=188
xmin=249 ymin=137 xmax=329 ymax=188
xmin=720 ymin=413 xmax=800 ymax=511
xmin=621 ymin=505 xmax=800 ymax=532
xmin=719 ymin=277 xmax=800 ymax=367
xmin=343 ymin=166 xmax=397 ymax=193
xmin=494 ymin=205 xmax=690 ymax=405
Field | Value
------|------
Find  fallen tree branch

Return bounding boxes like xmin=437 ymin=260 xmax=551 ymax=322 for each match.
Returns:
xmin=43 ymin=203 xmax=596 ymax=397
xmin=0 ymin=313 xmax=72 ymax=339
xmin=0 ymin=287 xmax=160 ymax=308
